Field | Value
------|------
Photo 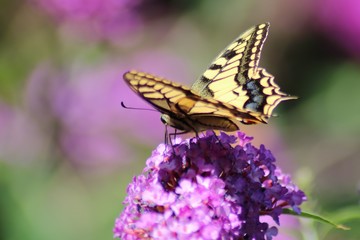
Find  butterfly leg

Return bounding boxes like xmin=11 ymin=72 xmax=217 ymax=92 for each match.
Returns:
xmin=195 ymin=131 xmax=199 ymax=139
xmin=164 ymin=125 xmax=176 ymax=153
xmin=168 ymin=129 xmax=176 ymax=151
xmin=173 ymin=129 xmax=178 ymax=141
xmin=167 ymin=130 xmax=188 ymax=155
xmin=168 ymin=130 xmax=189 ymax=144
xmin=164 ymin=125 xmax=169 ymax=145
xmin=209 ymin=130 xmax=227 ymax=149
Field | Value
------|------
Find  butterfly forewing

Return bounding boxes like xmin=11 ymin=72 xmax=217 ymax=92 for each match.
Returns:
xmin=123 ymin=71 xmax=188 ymax=116
xmin=123 ymin=70 xmax=264 ymax=132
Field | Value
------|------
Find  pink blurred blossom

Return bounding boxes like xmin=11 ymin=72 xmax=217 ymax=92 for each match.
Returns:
xmin=0 ymin=101 xmax=48 ymax=163
xmin=260 ymin=215 xmax=302 ymax=240
xmin=24 ymin=51 xmax=190 ymax=166
xmin=316 ymin=0 xmax=360 ymax=59
xmin=32 ymin=0 xmax=143 ymax=42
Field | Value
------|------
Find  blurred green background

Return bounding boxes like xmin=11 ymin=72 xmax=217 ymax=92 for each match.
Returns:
xmin=0 ymin=0 xmax=359 ymax=239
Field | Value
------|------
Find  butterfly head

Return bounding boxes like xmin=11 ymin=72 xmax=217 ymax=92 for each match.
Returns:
xmin=160 ymin=114 xmax=170 ymax=125
xmin=160 ymin=114 xmax=190 ymax=132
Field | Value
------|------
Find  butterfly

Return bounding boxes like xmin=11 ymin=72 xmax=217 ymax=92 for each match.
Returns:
xmin=123 ymin=23 xmax=296 ymax=134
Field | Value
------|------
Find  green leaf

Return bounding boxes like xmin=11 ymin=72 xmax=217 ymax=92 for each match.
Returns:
xmin=282 ymin=208 xmax=350 ymax=230
xmin=328 ymin=205 xmax=360 ymax=223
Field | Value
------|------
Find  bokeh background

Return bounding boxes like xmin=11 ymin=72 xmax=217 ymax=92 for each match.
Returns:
xmin=1 ymin=0 xmax=359 ymax=239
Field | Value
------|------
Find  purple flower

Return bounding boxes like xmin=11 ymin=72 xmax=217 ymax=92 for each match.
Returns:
xmin=0 ymin=101 xmax=47 ymax=163
xmin=32 ymin=0 xmax=143 ymax=42
xmin=113 ymin=131 xmax=306 ymax=239
xmin=23 ymin=51 xmax=190 ymax=166
xmin=316 ymin=0 xmax=360 ymax=59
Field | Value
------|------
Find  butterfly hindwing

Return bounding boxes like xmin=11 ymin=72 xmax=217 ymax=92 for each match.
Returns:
xmin=243 ymin=67 xmax=296 ymax=119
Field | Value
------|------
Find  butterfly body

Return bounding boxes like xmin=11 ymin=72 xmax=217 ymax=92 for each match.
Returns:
xmin=123 ymin=23 xmax=296 ymax=133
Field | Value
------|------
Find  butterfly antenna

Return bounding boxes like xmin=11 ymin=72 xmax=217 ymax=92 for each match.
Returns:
xmin=121 ymin=101 xmax=157 ymax=112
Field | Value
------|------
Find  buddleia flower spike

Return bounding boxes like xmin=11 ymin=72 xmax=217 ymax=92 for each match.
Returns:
xmin=113 ymin=131 xmax=306 ymax=239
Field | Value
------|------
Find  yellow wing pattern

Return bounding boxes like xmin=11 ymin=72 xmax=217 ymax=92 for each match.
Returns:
xmin=123 ymin=23 xmax=296 ymax=133
xmin=192 ymin=23 xmax=269 ymax=96
xmin=123 ymin=70 xmax=264 ymax=132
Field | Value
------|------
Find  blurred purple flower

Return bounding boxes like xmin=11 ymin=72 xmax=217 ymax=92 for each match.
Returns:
xmin=32 ymin=0 xmax=143 ymax=42
xmin=261 ymin=215 xmax=302 ymax=240
xmin=0 ymin=101 xmax=47 ymax=163
xmin=316 ymin=0 xmax=360 ymax=58
xmin=113 ymin=131 xmax=306 ymax=239
xmin=25 ymin=51 xmax=190 ymax=166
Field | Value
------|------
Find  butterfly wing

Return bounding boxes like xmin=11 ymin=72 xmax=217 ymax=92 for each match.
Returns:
xmin=191 ymin=23 xmax=296 ymax=123
xmin=123 ymin=70 xmax=263 ymax=132
xmin=123 ymin=70 xmax=188 ymax=117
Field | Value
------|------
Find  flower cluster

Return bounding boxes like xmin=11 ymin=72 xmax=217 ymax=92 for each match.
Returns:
xmin=113 ymin=131 xmax=306 ymax=239
xmin=23 ymin=53 xmax=188 ymax=165
xmin=316 ymin=0 xmax=360 ymax=58
xmin=33 ymin=0 xmax=143 ymax=42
